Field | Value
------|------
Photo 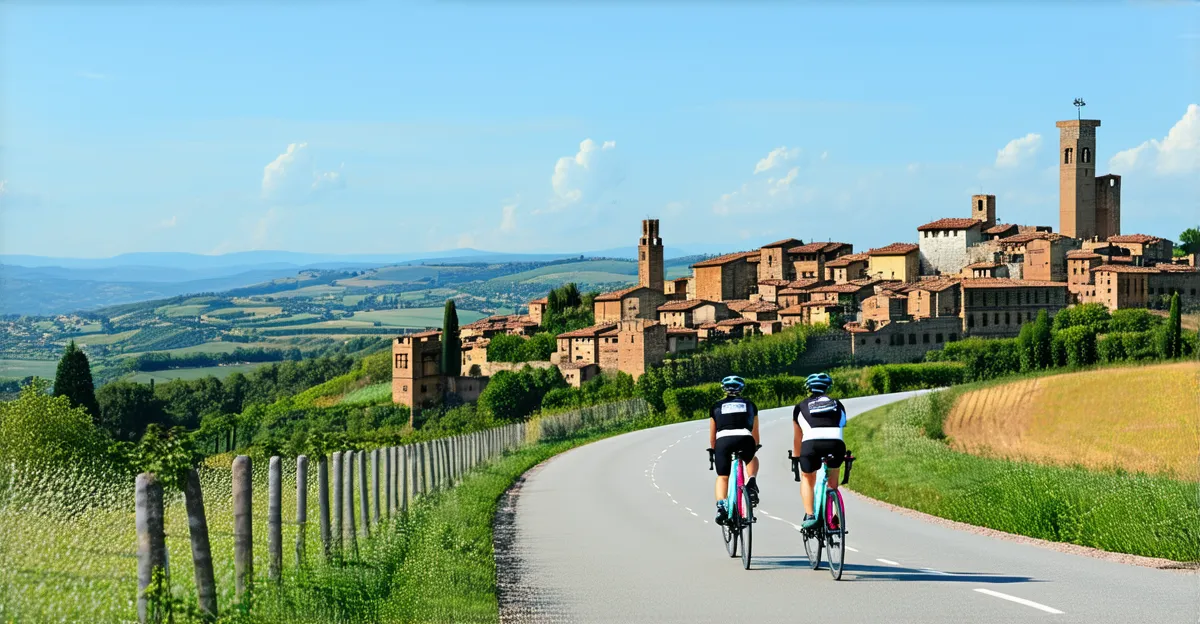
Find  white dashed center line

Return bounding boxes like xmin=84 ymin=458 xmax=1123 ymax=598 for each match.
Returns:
xmin=974 ymin=589 xmax=1065 ymax=615
xmin=876 ymin=558 xmax=900 ymax=566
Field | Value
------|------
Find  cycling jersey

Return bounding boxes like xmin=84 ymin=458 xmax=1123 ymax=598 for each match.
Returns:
xmin=793 ymin=393 xmax=847 ymax=441
xmin=710 ymin=396 xmax=758 ymax=439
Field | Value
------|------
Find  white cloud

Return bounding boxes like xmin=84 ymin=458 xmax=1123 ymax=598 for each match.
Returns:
xmin=261 ymin=142 xmax=346 ymax=203
xmin=156 ymin=215 xmax=178 ymax=229
xmin=1110 ymin=104 xmax=1200 ymax=175
xmin=500 ymin=201 xmax=518 ymax=233
xmin=664 ymin=201 xmax=688 ymax=216
xmin=0 ymin=180 xmax=42 ymax=210
xmin=754 ymin=146 xmax=800 ymax=174
xmin=549 ymin=138 xmax=622 ymax=207
xmin=995 ymin=133 xmax=1043 ymax=168
xmin=252 ymin=208 xmax=280 ymax=249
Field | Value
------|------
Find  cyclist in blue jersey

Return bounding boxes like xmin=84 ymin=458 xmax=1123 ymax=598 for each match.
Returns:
xmin=709 ymin=375 xmax=760 ymax=525
xmin=792 ymin=372 xmax=847 ymax=528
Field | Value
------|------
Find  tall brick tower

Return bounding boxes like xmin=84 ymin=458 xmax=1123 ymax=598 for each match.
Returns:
xmin=1056 ymin=119 xmax=1101 ymax=239
xmin=971 ymin=194 xmax=996 ymax=229
xmin=638 ymin=219 xmax=664 ymax=292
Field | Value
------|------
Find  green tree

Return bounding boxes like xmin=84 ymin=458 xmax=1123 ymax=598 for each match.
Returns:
xmin=442 ymin=299 xmax=461 ymax=376
xmin=1053 ymin=303 xmax=1110 ymax=333
xmin=1178 ymin=226 xmax=1200 ymax=255
xmin=0 ymin=378 xmax=109 ymax=470
xmin=52 ymin=341 xmax=100 ymax=419
xmin=1109 ymin=308 xmax=1158 ymax=333
xmin=97 ymin=381 xmax=168 ymax=442
xmin=1031 ymin=310 xmax=1053 ymax=370
xmin=1159 ymin=292 xmax=1183 ymax=359
xmin=487 ymin=333 xmax=526 ymax=363
xmin=519 ymin=332 xmax=558 ymax=361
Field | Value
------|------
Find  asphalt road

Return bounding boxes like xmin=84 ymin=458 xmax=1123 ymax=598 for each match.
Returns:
xmin=497 ymin=390 xmax=1200 ymax=624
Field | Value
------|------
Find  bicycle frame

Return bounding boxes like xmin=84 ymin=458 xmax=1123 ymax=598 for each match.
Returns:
xmin=727 ymin=454 xmax=745 ymax=520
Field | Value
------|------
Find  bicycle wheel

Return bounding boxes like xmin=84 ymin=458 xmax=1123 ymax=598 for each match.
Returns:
xmin=826 ymin=488 xmax=846 ymax=580
xmin=802 ymin=517 xmax=822 ymax=570
xmin=722 ymin=515 xmax=737 ymax=557
xmin=739 ymin=484 xmax=753 ymax=570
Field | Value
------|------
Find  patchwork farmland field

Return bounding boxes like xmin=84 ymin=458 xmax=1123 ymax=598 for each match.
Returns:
xmin=488 ymin=260 xmax=637 ymax=284
xmin=0 ymin=358 xmax=59 ymax=379
xmin=350 ymin=307 xmax=486 ymax=327
xmin=945 ymin=362 xmax=1200 ymax=480
xmin=126 ymin=362 xmax=272 ymax=383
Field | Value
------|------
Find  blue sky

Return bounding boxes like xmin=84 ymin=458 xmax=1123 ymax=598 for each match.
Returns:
xmin=1 ymin=1 xmax=1197 ymax=258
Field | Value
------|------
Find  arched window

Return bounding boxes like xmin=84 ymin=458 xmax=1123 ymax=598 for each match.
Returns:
xmin=1081 ymin=147 xmax=1091 ymax=163
xmin=1064 ymin=148 xmax=1074 ymax=164
xmin=977 ymin=199 xmax=984 ymax=212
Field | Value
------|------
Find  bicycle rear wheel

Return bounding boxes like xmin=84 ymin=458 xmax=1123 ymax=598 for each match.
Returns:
xmin=739 ymin=485 xmax=753 ymax=570
xmin=722 ymin=519 xmax=737 ymax=557
xmin=826 ymin=488 xmax=846 ymax=580
xmin=802 ymin=521 xmax=821 ymax=569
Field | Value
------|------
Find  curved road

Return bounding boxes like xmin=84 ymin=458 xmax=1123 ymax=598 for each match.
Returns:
xmin=498 ymin=391 xmax=1198 ymax=623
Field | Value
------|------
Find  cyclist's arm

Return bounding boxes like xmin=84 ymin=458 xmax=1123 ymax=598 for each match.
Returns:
xmin=792 ymin=404 xmax=803 ymax=457
xmin=751 ymin=411 xmax=760 ymax=444
xmin=708 ymin=417 xmax=717 ymax=449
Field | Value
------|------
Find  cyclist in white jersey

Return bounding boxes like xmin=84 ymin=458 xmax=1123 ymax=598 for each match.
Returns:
xmin=792 ymin=372 xmax=847 ymax=528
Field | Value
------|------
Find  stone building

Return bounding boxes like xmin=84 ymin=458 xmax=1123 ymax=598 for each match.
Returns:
xmin=552 ymin=319 xmax=667 ymax=381
xmin=615 ymin=319 xmax=667 ymax=381
xmin=847 ymin=317 xmax=964 ymax=364
xmin=666 ymin=327 xmax=699 ymax=354
xmin=664 ymin=277 xmax=691 ymax=301
xmin=905 ymin=279 xmax=961 ymax=318
xmin=638 ymin=219 xmax=665 ymax=292
xmin=1023 ymin=236 xmax=1080 ymax=282
xmin=560 ymin=362 xmax=600 ymax=388
xmin=809 ymin=280 xmax=880 ymax=309
xmin=527 ymin=298 xmax=548 ymax=326
xmin=825 ymin=253 xmax=869 ymax=283
xmin=868 ymin=243 xmax=921 ymax=282
xmin=1057 ymin=118 xmax=1121 ymax=240
xmin=755 ymin=279 xmax=792 ymax=303
xmin=917 ymin=218 xmax=985 ymax=275
xmin=739 ymin=301 xmax=779 ymax=322
xmin=593 ymin=286 xmax=666 ymax=323
xmin=1106 ymin=234 xmax=1173 ymax=266
xmin=460 ymin=314 xmax=538 ymax=341
xmin=692 ymin=251 xmax=758 ymax=301
xmin=776 ymin=279 xmax=823 ymax=308
xmin=1089 ymin=265 xmax=1154 ymax=310
xmin=656 ymin=299 xmax=730 ymax=328
xmin=461 ymin=338 xmax=490 ymax=375
xmin=962 ymin=262 xmax=1007 ymax=279
xmin=971 ymin=194 xmax=997 ymax=229
xmin=1066 ymin=250 xmax=1103 ymax=303
xmin=1149 ymin=265 xmax=1200 ymax=307
xmin=982 ymin=223 xmax=1019 ymax=241
xmin=553 ymin=323 xmax=619 ymax=365
xmin=757 ymin=238 xmax=803 ymax=281
xmin=392 ymin=331 xmax=489 ymax=422
xmin=862 ymin=293 xmax=909 ymax=326
xmin=961 ymin=279 xmax=1069 ymax=337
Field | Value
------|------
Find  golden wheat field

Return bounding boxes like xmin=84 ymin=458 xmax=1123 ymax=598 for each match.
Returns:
xmin=945 ymin=362 xmax=1200 ymax=481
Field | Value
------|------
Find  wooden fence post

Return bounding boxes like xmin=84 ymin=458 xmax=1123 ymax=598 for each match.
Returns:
xmin=136 ymin=473 xmax=166 ymax=624
xmin=268 ymin=456 xmax=282 ymax=582
xmin=384 ymin=447 xmax=392 ymax=519
xmin=331 ymin=451 xmax=343 ymax=557
xmin=183 ymin=469 xmax=218 ymax=619
xmin=372 ymin=449 xmax=381 ymax=527
xmin=296 ymin=455 xmax=308 ymax=567
xmin=232 ymin=455 xmax=253 ymax=605
xmin=318 ymin=455 xmax=331 ymax=560
xmin=344 ymin=451 xmax=357 ymax=556
xmin=358 ymin=450 xmax=370 ymax=537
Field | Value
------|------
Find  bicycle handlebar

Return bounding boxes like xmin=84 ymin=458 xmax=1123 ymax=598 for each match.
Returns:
xmin=787 ymin=449 xmax=857 ymax=484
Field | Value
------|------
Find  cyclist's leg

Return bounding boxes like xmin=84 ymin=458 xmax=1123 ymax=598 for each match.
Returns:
xmin=824 ymin=440 xmax=847 ymax=490
xmin=799 ymin=470 xmax=818 ymax=515
xmin=713 ymin=437 xmax=735 ymax=522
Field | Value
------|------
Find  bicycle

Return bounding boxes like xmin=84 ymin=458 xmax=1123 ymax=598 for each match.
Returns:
xmin=788 ymin=449 xmax=856 ymax=580
xmin=707 ymin=445 xmax=759 ymax=570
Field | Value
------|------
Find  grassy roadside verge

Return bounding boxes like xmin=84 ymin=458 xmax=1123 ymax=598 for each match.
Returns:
xmin=844 ymin=391 xmax=1200 ymax=562
xmin=242 ymin=413 xmax=663 ymax=624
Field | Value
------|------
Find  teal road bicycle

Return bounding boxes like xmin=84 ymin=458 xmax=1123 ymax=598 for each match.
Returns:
xmin=788 ymin=449 xmax=856 ymax=580
xmin=708 ymin=445 xmax=759 ymax=570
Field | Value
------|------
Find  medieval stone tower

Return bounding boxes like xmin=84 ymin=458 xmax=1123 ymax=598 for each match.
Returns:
xmin=971 ymin=194 xmax=996 ymax=229
xmin=1056 ymin=119 xmax=1100 ymax=239
xmin=638 ymin=219 xmax=664 ymax=292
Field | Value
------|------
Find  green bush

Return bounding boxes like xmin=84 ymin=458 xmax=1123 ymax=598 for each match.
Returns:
xmin=1108 ymin=308 xmax=1160 ymax=333
xmin=925 ymin=337 xmax=1021 ymax=381
xmin=864 ymin=362 xmax=966 ymax=394
xmin=478 ymin=365 xmax=566 ymax=422
xmin=1053 ymin=303 xmax=1110 ymax=333
xmin=1057 ymin=325 xmax=1098 ymax=367
xmin=0 ymin=379 xmax=111 ymax=471
xmin=540 ymin=372 xmax=636 ymax=411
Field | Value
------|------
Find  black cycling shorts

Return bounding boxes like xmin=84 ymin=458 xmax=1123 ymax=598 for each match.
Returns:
xmin=799 ymin=439 xmax=846 ymax=474
xmin=714 ymin=435 xmax=757 ymax=477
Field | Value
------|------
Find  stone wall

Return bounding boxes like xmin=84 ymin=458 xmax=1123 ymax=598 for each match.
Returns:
xmin=476 ymin=360 xmax=555 ymax=377
xmin=802 ymin=332 xmax=853 ymax=370
xmin=850 ymin=317 xmax=963 ymax=365
xmin=919 ymin=228 xmax=982 ymax=275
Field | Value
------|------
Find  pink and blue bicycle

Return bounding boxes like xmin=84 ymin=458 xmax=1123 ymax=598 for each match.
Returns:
xmin=789 ymin=449 xmax=855 ymax=580
xmin=708 ymin=446 xmax=758 ymax=570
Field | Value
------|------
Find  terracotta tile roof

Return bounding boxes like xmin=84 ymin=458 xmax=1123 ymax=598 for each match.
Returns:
xmin=1090 ymin=264 xmax=1159 ymax=274
xmin=717 ymin=317 xmax=758 ymax=327
xmin=778 ymin=305 xmax=807 ymax=315
xmin=799 ymin=301 xmax=844 ymax=308
xmin=742 ymin=301 xmax=779 ymax=313
xmin=845 ymin=322 xmax=872 ymax=334
xmin=917 ymin=218 xmax=984 ymax=231
xmin=658 ymin=299 xmax=717 ymax=312
xmin=724 ymin=300 xmax=755 ymax=312
xmin=825 ymin=253 xmax=869 ymax=267
xmin=758 ymin=279 xmax=792 ymax=287
xmin=960 ymin=278 xmax=1070 ymax=288
xmin=408 ymin=330 xmax=442 ymax=339
xmin=462 ymin=314 xmax=536 ymax=331
xmin=529 ymin=297 xmax=548 ymax=305
xmin=558 ymin=361 xmax=597 ymax=370
xmin=788 ymin=242 xmax=829 ymax=254
xmin=593 ymin=286 xmax=644 ymax=301
xmin=868 ymin=242 xmax=919 ymax=256
xmin=908 ymin=279 xmax=961 ymax=292
xmin=557 ymin=323 xmax=618 ymax=338
xmin=822 ymin=242 xmax=852 ymax=253
xmin=666 ymin=327 xmax=698 ymax=335
xmin=461 ymin=338 xmax=491 ymax=350
xmin=691 ymin=251 xmax=757 ymax=268
xmin=998 ymin=231 xmax=1067 ymax=245
xmin=698 ymin=322 xmax=719 ymax=329
xmin=1156 ymin=264 xmax=1198 ymax=273
xmin=1107 ymin=234 xmax=1163 ymax=244
xmin=788 ymin=278 xmax=824 ymax=289
xmin=812 ymin=280 xmax=877 ymax=293
xmin=1066 ymin=250 xmax=1102 ymax=259
xmin=963 ymin=261 xmax=1002 ymax=269
xmin=984 ymin=223 xmax=1018 ymax=234
xmin=762 ymin=238 xmax=803 ymax=248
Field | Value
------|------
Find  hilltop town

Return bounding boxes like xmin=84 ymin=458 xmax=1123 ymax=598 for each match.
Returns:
xmin=390 ymin=115 xmax=1198 ymax=413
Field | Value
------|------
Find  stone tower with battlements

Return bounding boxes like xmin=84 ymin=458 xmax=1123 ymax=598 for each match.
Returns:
xmin=638 ymin=219 xmax=664 ymax=292
xmin=971 ymin=194 xmax=996 ymax=229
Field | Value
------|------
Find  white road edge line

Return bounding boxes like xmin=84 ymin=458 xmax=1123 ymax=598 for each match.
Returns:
xmin=877 ymin=558 xmax=900 ymax=566
xmin=920 ymin=568 xmax=951 ymax=576
xmin=974 ymin=589 xmax=1065 ymax=615
xmin=845 ymin=546 xmax=859 ymax=552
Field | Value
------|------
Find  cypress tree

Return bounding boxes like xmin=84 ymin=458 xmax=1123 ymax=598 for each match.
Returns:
xmin=441 ymin=300 xmax=462 ymax=377
xmin=1161 ymin=292 xmax=1182 ymax=359
xmin=1032 ymin=310 xmax=1053 ymax=370
xmin=53 ymin=341 xmax=101 ymax=419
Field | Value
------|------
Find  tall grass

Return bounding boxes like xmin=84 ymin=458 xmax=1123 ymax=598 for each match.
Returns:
xmin=845 ymin=392 xmax=1200 ymax=561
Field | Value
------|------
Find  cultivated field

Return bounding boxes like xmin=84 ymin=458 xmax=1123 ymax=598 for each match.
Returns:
xmin=127 ymin=362 xmax=272 ymax=383
xmin=0 ymin=359 xmax=59 ymax=379
xmin=945 ymin=362 xmax=1200 ymax=481
xmin=488 ymin=260 xmax=636 ymax=284
xmin=349 ymin=307 xmax=486 ymax=327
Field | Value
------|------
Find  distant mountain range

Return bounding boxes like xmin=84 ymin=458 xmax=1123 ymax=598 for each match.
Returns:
xmin=0 ymin=245 xmax=736 ymax=316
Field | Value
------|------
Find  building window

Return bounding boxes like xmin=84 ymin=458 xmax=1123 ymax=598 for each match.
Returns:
xmin=968 ymin=314 xmax=975 ymax=328
xmin=994 ymin=313 xmax=1000 ymax=325
xmin=875 ymin=338 xmax=881 ymax=344
xmin=936 ymin=333 xmax=944 ymax=343
xmin=860 ymin=338 xmax=866 ymax=345
xmin=1064 ymin=147 xmax=1074 ymax=164
xmin=908 ymin=334 xmax=917 ymax=345
xmin=982 ymin=314 xmax=988 ymax=327
xmin=402 ymin=385 xmax=408 ymax=392
xmin=420 ymin=384 xmax=427 ymax=393
xmin=1082 ymin=147 xmax=1091 ymax=164
xmin=395 ymin=353 xmax=409 ymax=369
xmin=1005 ymin=312 xmax=1011 ymax=325
xmin=922 ymin=333 xmax=930 ymax=344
